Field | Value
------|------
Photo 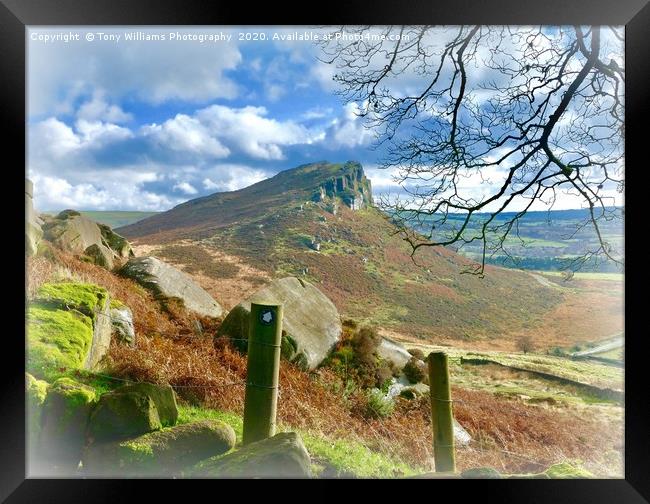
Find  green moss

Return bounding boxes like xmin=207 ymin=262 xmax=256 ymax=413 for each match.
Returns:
xmin=27 ymin=282 xmax=110 ymax=381
xmin=109 ymin=298 xmax=125 ymax=309
xmin=35 ymin=282 xmax=108 ymax=317
xmin=26 ymin=373 xmax=50 ymax=448
xmin=48 ymin=377 xmax=98 ymax=426
xmin=544 ymin=461 xmax=594 ymax=478
xmin=26 ymin=373 xmax=50 ymax=404
xmin=27 ymin=305 xmax=93 ymax=380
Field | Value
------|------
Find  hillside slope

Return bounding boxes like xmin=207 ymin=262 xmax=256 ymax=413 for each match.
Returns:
xmin=118 ymin=161 xmax=622 ymax=349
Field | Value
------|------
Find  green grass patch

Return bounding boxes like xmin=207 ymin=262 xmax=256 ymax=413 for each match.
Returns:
xmin=176 ymin=405 xmax=422 ymax=478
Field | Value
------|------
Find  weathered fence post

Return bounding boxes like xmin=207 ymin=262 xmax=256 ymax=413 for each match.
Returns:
xmin=242 ymin=302 xmax=283 ymax=445
xmin=428 ymin=351 xmax=456 ymax=473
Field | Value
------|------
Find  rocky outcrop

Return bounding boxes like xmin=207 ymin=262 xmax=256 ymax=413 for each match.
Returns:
xmin=27 ymin=282 xmax=112 ymax=379
xmin=83 ymin=420 xmax=236 ymax=477
xmin=87 ymin=383 xmax=179 ymax=442
xmin=40 ymin=209 xmax=134 ymax=268
xmin=26 ymin=179 xmax=43 ymax=257
xmin=215 ymin=277 xmax=341 ymax=370
xmin=191 ymin=432 xmax=311 ymax=478
xmin=120 ymin=256 xmax=224 ymax=318
xmin=312 ymin=161 xmax=373 ymax=210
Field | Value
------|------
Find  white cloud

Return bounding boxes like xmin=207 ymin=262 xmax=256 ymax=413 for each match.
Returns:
xmin=142 ymin=114 xmax=230 ymax=158
xmin=31 ymin=172 xmax=176 ymax=212
xmin=197 ymin=105 xmax=322 ymax=160
xmin=324 ymin=102 xmax=375 ymax=149
xmin=173 ymin=181 xmax=199 ymax=195
xmin=201 ymin=164 xmax=268 ymax=192
xmin=28 ymin=27 xmax=243 ymax=116
xmin=77 ymin=90 xmax=132 ymax=123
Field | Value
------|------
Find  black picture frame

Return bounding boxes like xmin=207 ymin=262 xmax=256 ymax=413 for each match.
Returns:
xmin=3 ymin=0 xmax=647 ymax=501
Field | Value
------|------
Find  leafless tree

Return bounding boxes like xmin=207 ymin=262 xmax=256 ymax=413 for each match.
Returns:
xmin=318 ymin=26 xmax=624 ymax=276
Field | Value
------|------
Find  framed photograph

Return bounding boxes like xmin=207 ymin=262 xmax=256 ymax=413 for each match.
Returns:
xmin=3 ymin=0 xmax=647 ymax=500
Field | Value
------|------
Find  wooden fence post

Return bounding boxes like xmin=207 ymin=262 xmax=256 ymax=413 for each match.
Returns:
xmin=428 ymin=351 xmax=456 ymax=473
xmin=242 ymin=303 xmax=283 ymax=445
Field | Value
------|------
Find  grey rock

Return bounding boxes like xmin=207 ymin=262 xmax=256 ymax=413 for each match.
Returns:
xmin=26 ymin=179 xmax=43 ymax=257
xmin=83 ymin=420 xmax=236 ymax=477
xmin=87 ymin=383 xmax=178 ymax=442
xmin=84 ymin=243 xmax=114 ymax=270
xmin=120 ymin=256 xmax=224 ymax=318
xmin=216 ymin=277 xmax=341 ymax=370
xmin=111 ymin=306 xmax=135 ymax=345
xmin=377 ymin=337 xmax=412 ymax=369
xmin=191 ymin=432 xmax=311 ymax=478
xmin=84 ymin=292 xmax=113 ymax=371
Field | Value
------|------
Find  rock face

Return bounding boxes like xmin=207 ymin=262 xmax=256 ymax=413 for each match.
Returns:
xmin=27 ymin=282 xmax=112 ymax=379
xmin=84 ymin=243 xmax=114 ymax=270
xmin=312 ymin=161 xmax=373 ymax=210
xmin=110 ymin=306 xmax=135 ymax=345
xmin=39 ymin=378 xmax=98 ymax=473
xmin=192 ymin=432 xmax=311 ymax=478
xmin=120 ymin=256 xmax=224 ymax=318
xmin=26 ymin=179 xmax=43 ymax=257
xmin=87 ymin=383 xmax=178 ymax=442
xmin=377 ymin=337 xmax=413 ymax=369
xmin=41 ymin=209 xmax=134 ymax=268
xmin=216 ymin=277 xmax=341 ymax=370
xmin=83 ymin=420 xmax=236 ymax=477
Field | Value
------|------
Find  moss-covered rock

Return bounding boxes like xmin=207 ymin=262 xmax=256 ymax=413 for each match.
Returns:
xmin=87 ymin=383 xmax=178 ymax=442
xmin=84 ymin=243 xmax=114 ymax=270
xmin=83 ymin=420 xmax=236 ymax=477
xmin=461 ymin=467 xmax=503 ymax=479
xmin=27 ymin=305 xmax=94 ymax=380
xmin=26 ymin=373 xmax=50 ymax=465
xmin=35 ymin=282 xmax=108 ymax=317
xmin=27 ymin=282 xmax=111 ymax=380
xmin=98 ymin=223 xmax=134 ymax=258
xmin=544 ymin=461 xmax=594 ymax=478
xmin=39 ymin=377 xmax=97 ymax=473
xmin=191 ymin=432 xmax=312 ymax=478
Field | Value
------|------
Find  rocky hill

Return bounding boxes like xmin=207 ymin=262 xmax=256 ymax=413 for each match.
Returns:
xmin=113 ymin=161 xmax=623 ymax=349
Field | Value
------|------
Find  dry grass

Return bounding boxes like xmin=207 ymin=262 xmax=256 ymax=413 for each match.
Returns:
xmin=105 ymin=332 xmax=623 ymax=476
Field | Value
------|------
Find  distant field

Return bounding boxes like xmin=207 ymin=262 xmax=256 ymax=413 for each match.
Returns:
xmin=398 ymin=207 xmax=624 ymax=273
xmin=539 ymin=271 xmax=624 ymax=281
xmin=42 ymin=210 xmax=159 ymax=229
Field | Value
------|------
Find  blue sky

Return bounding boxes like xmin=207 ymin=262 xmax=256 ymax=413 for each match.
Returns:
xmin=27 ymin=26 xmax=624 ymax=213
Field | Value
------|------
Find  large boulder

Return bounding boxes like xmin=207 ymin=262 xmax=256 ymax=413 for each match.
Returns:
xmin=83 ymin=420 xmax=236 ymax=477
xmin=87 ymin=383 xmax=178 ymax=442
xmin=26 ymin=179 xmax=43 ymax=257
xmin=377 ymin=337 xmax=412 ymax=369
xmin=215 ymin=277 xmax=341 ymax=370
xmin=120 ymin=256 xmax=224 ymax=318
xmin=191 ymin=432 xmax=311 ymax=478
xmin=41 ymin=209 xmax=134 ymax=268
xmin=42 ymin=210 xmax=104 ymax=254
xmin=27 ymin=282 xmax=112 ymax=379
xmin=39 ymin=377 xmax=98 ymax=474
